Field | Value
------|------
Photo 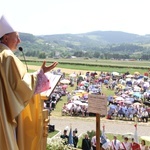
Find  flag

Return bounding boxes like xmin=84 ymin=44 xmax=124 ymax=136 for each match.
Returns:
xmin=101 ymin=135 xmax=109 ymax=149
xmin=134 ymin=124 xmax=139 ymax=144
xmin=68 ymin=127 xmax=73 ymax=145
xmin=101 ymin=135 xmax=107 ymax=145
xmin=102 ymin=125 xmax=106 ymax=139
xmin=101 ymin=125 xmax=109 ymax=149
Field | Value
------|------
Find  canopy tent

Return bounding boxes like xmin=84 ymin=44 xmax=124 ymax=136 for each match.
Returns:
xmin=71 ymin=95 xmax=80 ymax=101
xmin=126 ymin=78 xmax=132 ymax=81
xmin=140 ymin=136 xmax=150 ymax=142
xmin=115 ymin=96 xmax=124 ymax=101
xmin=69 ymin=73 xmax=76 ymax=78
xmin=126 ymin=74 xmax=134 ymax=78
xmin=134 ymin=72 xmax=140 ymax=75
xmin=73 ymin=100 xmax=83 ymax=105
xmin=60 ymin=79 xmax=70 ymax=84
xmin=132 ymin=102 xmax=142 ymax=107
xmin=124 ymin=100 xmax=132 ymax=105
xmin=111 ymin=72 xmax=119 ymax=76
xmin=122 ymin=133 xmax=134 ymax=139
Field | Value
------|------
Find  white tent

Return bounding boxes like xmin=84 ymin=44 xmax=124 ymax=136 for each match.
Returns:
xmin=112 ymin=72 xmax=119 ymax=76
xmin=60 ymin=79 xmax=70 ymax=84
xmin=69 ymin=73 xmax=76 ymax=78
xmin=140 ymin=136 xmax=150 ymax=142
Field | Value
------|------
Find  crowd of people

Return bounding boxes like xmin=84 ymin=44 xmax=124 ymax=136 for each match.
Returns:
xmin=107 ymin=102 xmax=149 ymax=122
xmin=60 ymin=128 xmax=79 ymax=148
xmin=106 ymin=71 xmax=150 ymax=121
xmin=82 ymin=134 xmax=150 ymax=150
xmin=59 ymin=127 xmax=150 ymax=150
xmin=58 ymin=70 xmax=150 ymax=123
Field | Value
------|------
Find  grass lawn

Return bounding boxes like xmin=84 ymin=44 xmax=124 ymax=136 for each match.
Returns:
xmin=25 ymin=57 xmax=150 ymax=67
xmin=50 ymin=84 xmax=74 ymax=117
xmin=25 ymin=58 xmax=150 ymax=74
xmin=48 ymin=130 xmax=59 ymax=138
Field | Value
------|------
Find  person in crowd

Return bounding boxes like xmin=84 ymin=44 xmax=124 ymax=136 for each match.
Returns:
xmin=119 ymin=137 xmax=131 ymax=150
xmin=62 ymin=103 xmax=69 ymax=115
xmin=141 ymin=109 xmax=149 ymax=122
xmin=67 ymin=92 xmax=72 ymax=101
xmin=140 ymin=140 xmax=149 ymax=150
xmin=70 ymin=104 xmax=77 ymax=116
xmin=70 ymin=77 xmax=75 ymax=87
xmin=91 ymin=132 xmax=96 ymax=150
xmin=107 ymin=105 xmax=115 ymax=119
xmin=110 ymin=136 xmax=120 ymax=150
xmin=106 ymin=136 xmax=111 ymax=150
xmin=60 ymin=129 xmax=69 ymax=145
xmin=131 ymin=138 xmax=140 ymax=150
xmin=82 ymin=133 xmax=91 ymax=150
xmin=81 ymin=105 xmax=88 ymax=117
xmin=75 ymin=104 xmax=82 ymax=115
xmin=73 ymin=129 xmax=78 ymax=148
xmin=0 ymin=15 xmax=58 ymax=150
xmin=137 ymin=109 xmax=143 ymax=122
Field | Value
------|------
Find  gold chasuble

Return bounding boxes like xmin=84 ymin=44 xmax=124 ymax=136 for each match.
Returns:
xmin=0 ymin=44 xmax=44 ymax=150
xmin=17 ymin=94 xmax=43 ymax=150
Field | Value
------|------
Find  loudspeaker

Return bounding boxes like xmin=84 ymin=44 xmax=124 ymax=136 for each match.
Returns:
xmin=48 ymin=124 xmax=55 ymax=132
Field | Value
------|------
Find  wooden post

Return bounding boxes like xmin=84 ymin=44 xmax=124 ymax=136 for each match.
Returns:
xmin=88 ymin=94 xmax=107 ymax=150
xmin=96 ymin=113 xmax=100 ymax=150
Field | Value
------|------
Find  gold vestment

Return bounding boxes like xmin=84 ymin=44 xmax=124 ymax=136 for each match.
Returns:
xmin=0 ymin=44 xmax=44 ymax=150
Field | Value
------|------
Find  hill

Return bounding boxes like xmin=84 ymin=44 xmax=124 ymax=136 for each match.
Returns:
xmin=18 ymin=31 xmax=150 ymax=60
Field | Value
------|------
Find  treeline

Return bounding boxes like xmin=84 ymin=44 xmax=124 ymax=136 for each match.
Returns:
xmin=18 ymin=49 xmax=150 ymax=60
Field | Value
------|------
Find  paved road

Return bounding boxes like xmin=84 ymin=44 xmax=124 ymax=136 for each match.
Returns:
xmin=50 ymin=116 xmax=150 ymax=137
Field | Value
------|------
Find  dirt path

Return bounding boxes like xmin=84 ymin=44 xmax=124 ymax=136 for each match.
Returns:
xmin=50 ymin=116 xmax=150 ymax=137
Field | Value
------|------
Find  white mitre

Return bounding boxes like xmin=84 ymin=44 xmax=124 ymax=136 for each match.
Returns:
xmin=0 ymin=15 xmax=16 ymax=38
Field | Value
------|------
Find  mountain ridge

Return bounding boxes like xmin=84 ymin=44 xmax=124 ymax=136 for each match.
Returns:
xmin=19 ymin=31 xmax=150 ymax=60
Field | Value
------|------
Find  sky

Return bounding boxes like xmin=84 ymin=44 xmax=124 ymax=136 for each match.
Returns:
xmin=1 ymin=0 xmax=150 ymax=36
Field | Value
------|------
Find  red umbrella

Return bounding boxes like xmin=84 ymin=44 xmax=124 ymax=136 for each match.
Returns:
xmin=105 ymin=76 xmax=110 ymax=80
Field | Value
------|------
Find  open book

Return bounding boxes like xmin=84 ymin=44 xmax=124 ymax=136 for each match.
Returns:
xmin=40 ymin=72 xmax=62 ymax=99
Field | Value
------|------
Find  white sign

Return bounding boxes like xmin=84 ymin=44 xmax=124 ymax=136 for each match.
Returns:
xmin=88 ymin=94 xmax=107 ymax=115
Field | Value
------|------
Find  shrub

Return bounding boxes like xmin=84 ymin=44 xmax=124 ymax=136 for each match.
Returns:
xmin=47 ymin=137 xmax=76 ymax=150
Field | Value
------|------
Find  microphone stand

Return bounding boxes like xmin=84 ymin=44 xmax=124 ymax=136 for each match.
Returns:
xmin=19 ymin=47 xmax=28 ymax=72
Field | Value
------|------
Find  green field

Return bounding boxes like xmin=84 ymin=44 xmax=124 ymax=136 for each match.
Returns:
xmin=24 ymin=58 xmax=149 ymax=74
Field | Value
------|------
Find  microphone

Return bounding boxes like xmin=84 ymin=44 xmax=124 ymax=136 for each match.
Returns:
xmin=19 ymin=47 xmax=28 ymax=71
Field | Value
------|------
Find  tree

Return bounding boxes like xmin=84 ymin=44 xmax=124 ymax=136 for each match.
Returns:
xmin=93 ymin=51 xmax=100 ymax=58
xmin=38 ymin=52 xmax=46 ymax=59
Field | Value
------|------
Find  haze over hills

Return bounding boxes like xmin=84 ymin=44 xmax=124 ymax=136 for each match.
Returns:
xmin=39 ymin=31 xmax=150 ymax=44
xmin=19 ymin=31 xmax=150 ymax=60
